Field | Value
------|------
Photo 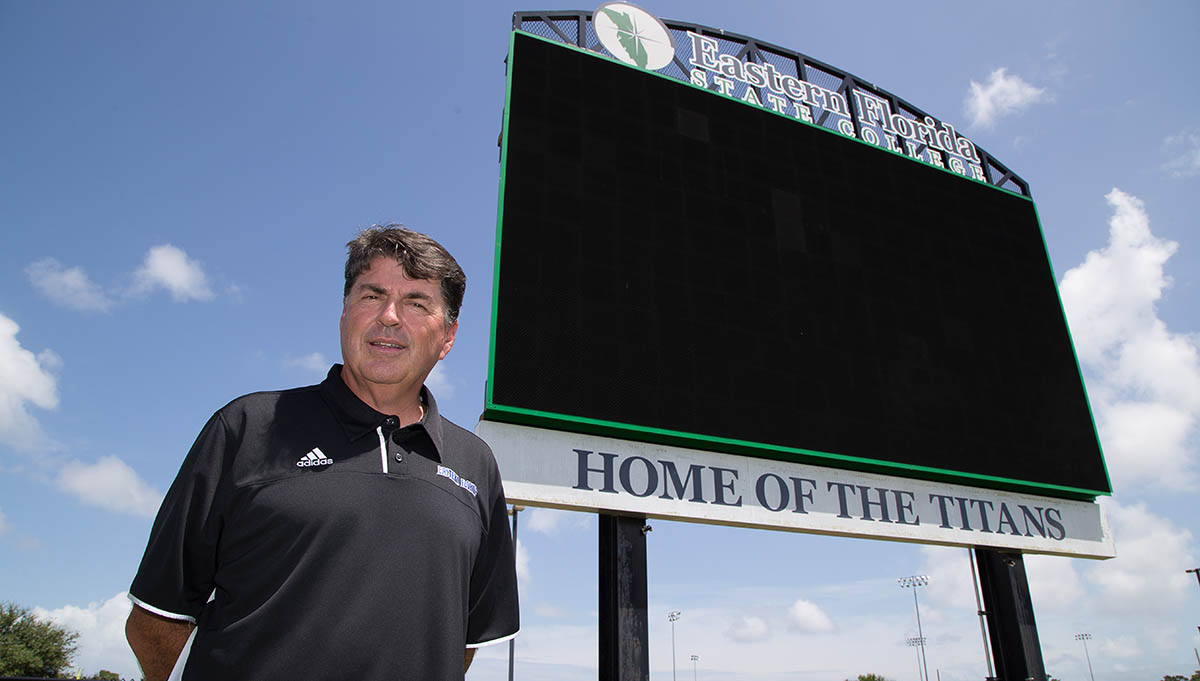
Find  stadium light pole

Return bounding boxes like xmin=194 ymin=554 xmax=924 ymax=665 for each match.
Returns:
xmin=1075 ymin=633 xmax=1095 ymax=681
xmin=690 ymin=654 xmax=698 ymax=681
xmin=898 ymin=575 xmax=931 ymax=681
xmin=905 ymin=637 xmax=926 ymax=681
xmin=1186 ymin=570 xmax=1200 ymax=670
xmin=967 ymin=549 xmax=995 ymax=680
xmin=507 ymin=506 xmax=524 ymax=681
xmin=668 ymin=611 xmax=681 ymax=681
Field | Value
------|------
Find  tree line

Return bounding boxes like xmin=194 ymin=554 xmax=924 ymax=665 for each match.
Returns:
xmin=0 ymin=602 xmax=132 ymax=680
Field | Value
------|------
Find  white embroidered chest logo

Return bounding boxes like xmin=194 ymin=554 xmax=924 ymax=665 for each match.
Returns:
xmin=436 ymin=465 xmax=478 ymax=497
xmin=296 ymin=447 xmax=334 ymax=467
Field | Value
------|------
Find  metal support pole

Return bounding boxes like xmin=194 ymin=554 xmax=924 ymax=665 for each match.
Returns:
xmin=969 ymin=549 xmax=996 ymax=679
xmin=508 ymin=506 xmax=523 ymax=681
xmin=975 ymin=549 xmax=1047 ymax=681
xmin=599 ymin=514 xmax=650 ymax=681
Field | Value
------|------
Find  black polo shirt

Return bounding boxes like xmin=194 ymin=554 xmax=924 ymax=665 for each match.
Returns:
xmin=129 ymin=365 xmax=519 ymax=681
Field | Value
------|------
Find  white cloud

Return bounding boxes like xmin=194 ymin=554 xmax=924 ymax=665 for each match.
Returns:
xmin=1086 ymin=500 xmax=1195 ymax=617
xmin=132 ymin=244 xmax=214 ymax=301
xmin=0 ymin=312 xmax=60 ymax=450
xmin=1096 ymin=633 xmax=1142 ymax=660
xmin=1024 ymin=554 xmax=1086 ymax=611
xmin=523 ymin=508 xmax=592 ymax=537
xmin=26 ymin=258 xmax=114 ymax=312
xmin=785 ymin=598 xmax=835 ymax=633
xmin=724 ymin=614 xmax=770 ymax=643
xmin=1021 ymin=500 xmax=1200 ymax=665
xmin=526 ymin=508 xmax=562 ymax=535
xmin=533 ymin=602 xmax=569 ymax=619
xmin=1041 ymin=39 xmax=1071 ymax=85
xmin=1163 ymin=128 xmax=1200 ymax=178
xmin=1059 ymin=188 xmax=1200 ymax=490
xmin=1099 ymin=401 xmax=1193 ymax=487
xmin=515 ymin=537 xmax=531 ymax=584
xmin=424 ymin=363 xmax=454 ymax=399
xmin=34 ymin=593 xmax=140 ymax=680
xmin=919 ymin=545 xmax=983 ymax=611
xmin=963 ymin=68 xmax=1046 ymax=129
xmin=29 ymin=247 xmax=225 ymax=310
xmin=1060 ymin=190 xmax=1178 ymax=364
xmin=37 ymin=348 xmax=64 ymax=373
xmin=284 ymin=352 xmax=329 ymax=374
xmin=56 ymin=456 xmax=163 ymax=518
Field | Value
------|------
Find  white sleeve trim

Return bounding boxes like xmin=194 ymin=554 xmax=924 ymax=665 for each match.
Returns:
xmin=466 ymin=629 xmax=519 ymax=648
xmin=127 ymin=593 xmax=197 ymax=624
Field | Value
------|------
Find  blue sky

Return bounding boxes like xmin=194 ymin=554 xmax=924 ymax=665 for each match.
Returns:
xmin=1 ymin=1 xmax=1198 ymax=679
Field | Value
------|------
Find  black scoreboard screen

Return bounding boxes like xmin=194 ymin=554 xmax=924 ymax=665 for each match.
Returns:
xmin=485 ymin=31 xmax=1110 ymax=499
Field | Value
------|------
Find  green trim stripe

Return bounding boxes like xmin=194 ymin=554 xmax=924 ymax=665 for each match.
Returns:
xmin=486 ymin=31 xmax=518 ymax=409
xmin=1030 ymin=201 xmax=1115 ymax=494
xmin=482 ymin=403 xmax=1107 ymax=500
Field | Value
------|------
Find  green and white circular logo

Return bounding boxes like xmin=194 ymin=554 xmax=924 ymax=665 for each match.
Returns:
xmin=593 ymin=3 xmax=676 ymax=71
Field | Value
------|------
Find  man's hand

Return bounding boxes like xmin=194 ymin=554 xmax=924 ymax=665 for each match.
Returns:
xmin=464 ymin=647 xmax=476 ymax=674
xmin=126 ymin=604 xmax=195 ymax=681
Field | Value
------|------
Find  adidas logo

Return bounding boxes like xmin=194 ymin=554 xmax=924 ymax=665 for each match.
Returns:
xmin=296 ymin=447 xmax=334 ymax=467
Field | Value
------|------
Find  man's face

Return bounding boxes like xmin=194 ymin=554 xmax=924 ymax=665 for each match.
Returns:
xmin=339 ymin=257 xmax=457 ymax=400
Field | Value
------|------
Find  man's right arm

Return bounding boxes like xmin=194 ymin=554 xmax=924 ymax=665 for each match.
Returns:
xmin=126 ymin=604 xmax=195 ymax=681
xmin=127 ymin=411 xmax=228 ymax=680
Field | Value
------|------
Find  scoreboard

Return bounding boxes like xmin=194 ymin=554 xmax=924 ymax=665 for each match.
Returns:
xmin=485 ymin=30 xmax=1110 ymax=501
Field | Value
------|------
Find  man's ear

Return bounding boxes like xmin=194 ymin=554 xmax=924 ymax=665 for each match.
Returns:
xmin=439 ymin=320 xmax=459 ymax=360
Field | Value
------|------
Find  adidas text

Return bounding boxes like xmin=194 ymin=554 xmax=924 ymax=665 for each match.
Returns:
xmin=297 ymin=448 xmax=333 ymax=467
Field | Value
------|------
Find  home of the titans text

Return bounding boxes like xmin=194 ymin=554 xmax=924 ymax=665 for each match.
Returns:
xmin=572 ymin=449 xmax=1069 ymax=541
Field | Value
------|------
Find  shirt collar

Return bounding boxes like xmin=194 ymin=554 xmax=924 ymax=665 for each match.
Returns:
xmin=319 ymin=364 xmax=447 ymax=457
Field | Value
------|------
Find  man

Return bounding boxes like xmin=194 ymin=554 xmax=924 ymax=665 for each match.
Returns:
xmin=125 ymin=226 xmax=519 ymax=681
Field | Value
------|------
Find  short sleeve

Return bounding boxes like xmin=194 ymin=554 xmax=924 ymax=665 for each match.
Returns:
xmin=464 ymin=473 xmax=520 ymax=647
xmin=129 ymin=411 xmax=231 ymax=622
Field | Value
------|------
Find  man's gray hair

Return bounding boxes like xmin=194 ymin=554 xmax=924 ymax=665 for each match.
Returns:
xmin=344 ymin=224 xmax=466 ymax=325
